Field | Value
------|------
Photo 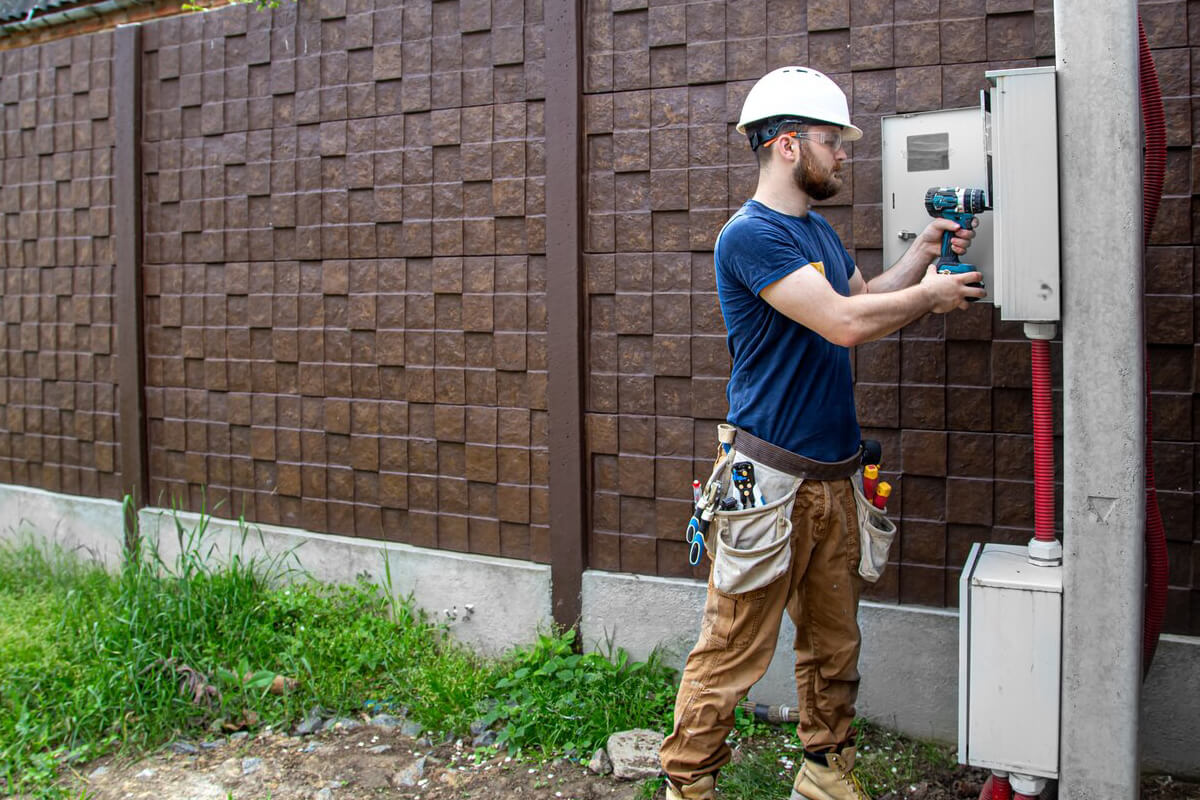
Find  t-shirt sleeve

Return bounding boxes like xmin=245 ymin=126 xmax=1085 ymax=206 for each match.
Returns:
xmin=717 ymin=216 xmax=815 ymax=296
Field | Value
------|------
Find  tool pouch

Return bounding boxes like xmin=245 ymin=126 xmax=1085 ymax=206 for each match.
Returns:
xmin=711 ymin=486 xmax=797 ymax=594
xmin=852 ymin=476 xmax=896 ymax=583
xmin=707 ymin=451 xmax=802 ymax=594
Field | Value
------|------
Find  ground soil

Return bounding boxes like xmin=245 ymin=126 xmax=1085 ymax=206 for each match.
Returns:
xmin=62 ymin=722 xmax=1200 ymax=800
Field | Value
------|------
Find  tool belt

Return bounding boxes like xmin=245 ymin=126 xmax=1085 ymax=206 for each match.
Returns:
xmin=685 ymin=425 xmax=893 ymax=590
xmin=732 ymin=428 xmax=862 ymax=481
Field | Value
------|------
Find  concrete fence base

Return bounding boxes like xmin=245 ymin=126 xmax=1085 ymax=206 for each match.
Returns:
xmin=2 ymin=482 xmax=1197 ymax=776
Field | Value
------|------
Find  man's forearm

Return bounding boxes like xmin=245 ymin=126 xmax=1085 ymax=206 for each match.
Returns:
xmin=838 ymin=282 xmax=935 ymax=346
xmin=864 ymin=239 xmax=937 ymax=294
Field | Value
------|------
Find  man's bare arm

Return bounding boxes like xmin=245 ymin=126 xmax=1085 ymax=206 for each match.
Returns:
xmin=761 ymin=263 xmax=984 ymax=348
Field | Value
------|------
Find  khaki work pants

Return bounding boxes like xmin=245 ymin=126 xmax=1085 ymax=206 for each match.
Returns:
xmin=660 ymin=478 xmax=864 ymax=787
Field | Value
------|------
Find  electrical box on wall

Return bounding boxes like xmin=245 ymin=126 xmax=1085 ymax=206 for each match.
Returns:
xmin=959 ymin=544 xmax=1062 ymax=779
xmin=881 ymin=108 xmax=993 ymax=300
xmin=984 ymin=67 xmax=1061 ymax=322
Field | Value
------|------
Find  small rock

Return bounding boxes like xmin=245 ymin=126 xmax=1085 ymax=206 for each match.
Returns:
xmin=400 ymin=720 xmax=424 ymax=737
xmin=312 ymin=790 xmax=333 ymax=800
xmin=242 ymin=757 xmax=263 ymax=775
xmin=606 ymin=729 xmax=665 ymax=780
xmin=370 ymin=713 xmax=404 ymax=729
xmin=229 ymin=731 xmax=249 ymax=743
xmin=169 ymin=740 xmax=199 ymax=755
xmin=416 ymin=736 xmax=433 ymax=747
xmin=469 ymin=719 xmax=489 ymax=736
xmin=88 ymin=765 xmax=110 ymax=779
xmin=472 ymin=730 xmax=497 ymax=748
xmin=269 ymin=674 xmax=299 ymax=695
xmin=200 ymin=740 xmax=224 ymax=750
xmin=440 ymin=771 xmax=466 ymax=788
xmin=295 ymin=707 xmax=325 ymax=736
xmin=588 ymin=747 xmax=613 ymax=776
xmin=392 ymin=756 xmax=428 ymax=787
xmin=367 ymin=744 xmax=393 ymax=754
xmin=906 ymin=781 xmax=931 ymax=798
xmin=135 ymin=768 xmax=156 ymax=780
xmin=300 ymin=741 xmax=321 ymax=753
xmin=326 ymin=717 xmax=361 ymax=732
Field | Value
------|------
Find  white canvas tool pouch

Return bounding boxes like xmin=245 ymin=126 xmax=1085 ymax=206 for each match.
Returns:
xmin=852 ymin=477 xmax=896 ymax=583
xmin=709 ymin=452 xmax=802 ymax=595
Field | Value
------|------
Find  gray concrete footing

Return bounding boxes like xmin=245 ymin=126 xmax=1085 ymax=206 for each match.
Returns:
xmin=0 ymin=484 xmax=551 ymax=657
xmin=2 ymin=482 xmax=1198 ymax=776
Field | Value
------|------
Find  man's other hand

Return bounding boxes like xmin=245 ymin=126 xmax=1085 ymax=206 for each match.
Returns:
xmin=920 ymin=264 xmax=987 ymax=312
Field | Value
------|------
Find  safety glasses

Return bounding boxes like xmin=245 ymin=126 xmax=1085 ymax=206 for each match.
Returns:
xmin=760 ymin=129 xmax=845 ymax=153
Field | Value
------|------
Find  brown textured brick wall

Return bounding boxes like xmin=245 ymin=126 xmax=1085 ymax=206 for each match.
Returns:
xmin=0 ymin=32 xmax=122 ymax=498
xmin=1 ymin=0 xmax=1197 ymax=633
xmin=138 ymin=0 xmax=550 ymax=560
xmin=583 ymin=0 xmax=1200 ymax=634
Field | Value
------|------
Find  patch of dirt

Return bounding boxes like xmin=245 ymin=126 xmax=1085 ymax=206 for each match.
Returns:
xmin=61 ymin=723 xmax=1200 ymax=800
xmin=65 ymin=723 xmax=643 ymax=800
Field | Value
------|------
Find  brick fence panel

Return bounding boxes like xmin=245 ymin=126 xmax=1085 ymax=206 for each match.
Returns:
xmin=138 ymin=0 xmax=549 ymax=561
xmin=0 ymin=32 xmax=121 ymax=499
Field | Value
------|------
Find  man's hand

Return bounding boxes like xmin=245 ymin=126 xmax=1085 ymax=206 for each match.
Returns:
xmin=920 ymin=264 xmax=986 ymax=312
xmin=914 ymin=217 xmax=976 ymax=263
xmin=866 ymin=217 xmax=979 ymax=296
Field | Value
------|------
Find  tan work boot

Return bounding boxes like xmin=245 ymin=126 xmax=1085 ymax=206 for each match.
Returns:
xmin=665 ymin=774 xmax=715 ymax=800
xmin=790 ymin=746 xmax=872 ymax=800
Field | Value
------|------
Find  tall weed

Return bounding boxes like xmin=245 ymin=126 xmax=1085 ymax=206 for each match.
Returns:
xmin=481 ymin=628 xmax=677 ymax=757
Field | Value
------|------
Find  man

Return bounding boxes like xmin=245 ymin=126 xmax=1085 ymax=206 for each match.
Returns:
xmin=658 ymin=67 xmax=983 ymax=800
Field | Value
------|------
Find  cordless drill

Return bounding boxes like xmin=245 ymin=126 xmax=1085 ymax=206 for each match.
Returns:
xmin=924 ymin=186 xmax=989 ymax=297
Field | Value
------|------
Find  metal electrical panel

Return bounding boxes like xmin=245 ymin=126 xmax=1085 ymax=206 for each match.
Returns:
xmin=881 ymin=108 xmax=993 ymax=302
xmin=959 ymin=544 xmax=1062 ymax=779
xmin=984 ymin=67 xmax=1060 ymax=322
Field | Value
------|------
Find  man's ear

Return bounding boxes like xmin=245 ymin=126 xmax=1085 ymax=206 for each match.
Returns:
xmin=776 ymin=132 xmax=801 ymax=163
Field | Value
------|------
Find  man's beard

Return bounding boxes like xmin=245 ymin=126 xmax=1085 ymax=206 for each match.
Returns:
xmin=793 ymin=147 xmax=843 ymax=201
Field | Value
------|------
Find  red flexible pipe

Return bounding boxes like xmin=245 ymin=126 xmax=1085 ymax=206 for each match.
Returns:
xmin=1138 ymin=14 xmax=1169 ymax=674
xmin=993 ymin=774 xmax=1012 ymax=800
xmin=1031 ymin=338 xmax=1054 ymax=542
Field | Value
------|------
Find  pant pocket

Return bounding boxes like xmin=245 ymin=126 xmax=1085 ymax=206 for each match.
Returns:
xmin=703 ymin=582 xmax=770 ymax=649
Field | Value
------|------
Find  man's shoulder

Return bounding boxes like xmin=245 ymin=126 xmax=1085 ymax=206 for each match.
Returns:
xmin=719 ymin=202 xmax=786 ymax=250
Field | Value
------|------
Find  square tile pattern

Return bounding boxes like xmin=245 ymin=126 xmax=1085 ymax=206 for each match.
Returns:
xmin=1 ymin=0 xmax=1198 ymax=633
xmin=0 ymin=32 xmax=123 ymax=499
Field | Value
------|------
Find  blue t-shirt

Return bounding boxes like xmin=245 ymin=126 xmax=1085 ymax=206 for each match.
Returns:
xmin=714 ymin=200 xmax=861 ymax=462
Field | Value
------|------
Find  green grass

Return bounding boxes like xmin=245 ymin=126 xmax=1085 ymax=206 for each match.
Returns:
xmin=0 ymin=506 xmax=679 ymax=797
xmin=481 ymin=628 xmax=677 ymax=756
xmin=702 ymin=716 xmax=960 ymax=800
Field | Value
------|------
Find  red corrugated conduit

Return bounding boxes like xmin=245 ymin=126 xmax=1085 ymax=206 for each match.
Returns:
xmin=1031 ymin=338 xmax=1054 ymax=542
xmin=1138 ymin=13 xmax=1169 ymax=676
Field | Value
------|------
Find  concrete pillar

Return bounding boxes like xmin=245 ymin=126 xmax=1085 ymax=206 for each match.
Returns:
xmin=1055 ymin=2 xmax=1144 ymax=798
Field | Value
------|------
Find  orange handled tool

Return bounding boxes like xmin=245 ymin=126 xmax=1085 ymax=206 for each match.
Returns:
xmin=872 ymin=481 xmax=891 ymax=510
xmin=862 ymin=464 xmax=879 ymax=502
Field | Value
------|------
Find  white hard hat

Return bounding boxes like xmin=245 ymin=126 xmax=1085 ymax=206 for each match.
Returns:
xmin=737 ymin=66 xmax=863 ymax=147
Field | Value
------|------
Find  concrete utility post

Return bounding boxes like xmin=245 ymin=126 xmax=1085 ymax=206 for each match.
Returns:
xmin=1055 ymin=1 xmax=1145 ymax=798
